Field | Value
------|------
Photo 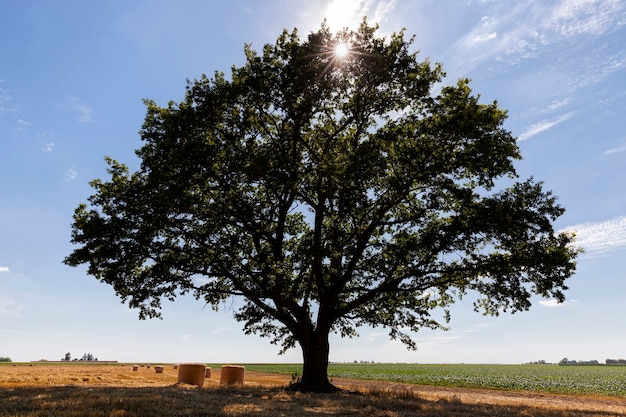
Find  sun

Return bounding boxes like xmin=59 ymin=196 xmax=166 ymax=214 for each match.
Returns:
xmin=334 ymin=41 xmax=350 ymax=59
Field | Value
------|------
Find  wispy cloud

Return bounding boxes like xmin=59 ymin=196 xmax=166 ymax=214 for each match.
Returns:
xmin=64 ymin=97 xmax=93 ymax=123
xmin=473 ymin=31 xmax=497 ymax=43
xmin=571 ymin=49 xmax=626 ymax=89
xmin=448 ymin=0 xmax=625 ymax=71
xmin=0 ymin=267 xmax=9 ymax=273
xmin=37 ymin=131 xmax=55 ymax=152
xmin=561 ymin=216 xmax=626 ymax=256
xmin=469 ymin=16 xmax=498 ymax=44
xmin=0 ymin=85 xmax=17 ymax=115
xmin=16 ymin=119 xmax=29 ymax=130
xmin=65 ymin=167 xmax=78 ymax=181
xmin=517 ymin=111 xmax=575 ymax=141
xmin=416 ymin=323 xmax=489 ymax=346
xmin=364 ymin=330 xmax=388 ymax=341
xmin=41 ymin=142 xmax=54 ymax=152
xmin=604 ymin=141 xmax=626 ymax=155
xmin=545 ymin=98 xmax=571 ymax=112
xmin=303 ymin=0 xmax=396 ymax=33
xmin=373 ymin=0 xmax=397 ymax=23
xmin=547 ymin=0 xmax=624 ymax=37
xmin=0 ymin=295 xmax=23 ymax=318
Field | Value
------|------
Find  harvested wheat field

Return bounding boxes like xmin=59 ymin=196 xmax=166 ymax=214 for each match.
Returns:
xmin=1 ymin=364 xmax=625 ymax=416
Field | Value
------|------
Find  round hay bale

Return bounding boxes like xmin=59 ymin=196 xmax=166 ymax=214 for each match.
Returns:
xmin=177 ymin=363 xmax=206 ymax=387
xmin=205 ymin=367 xmax=211 ymax=378
xmin=154 ymin=365 xmax=164 ymax=373
xmin=132 ymin=365 xmax=138 ymax=371
xmin=220 ymin=365 xmax=245 ymax=386
xmin=146 ymin=365 xmax=151 ymax=369
xmin=173 ymin=365 xmax=178 ymax=369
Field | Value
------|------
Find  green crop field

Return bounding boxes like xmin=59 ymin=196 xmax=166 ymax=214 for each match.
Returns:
xmin=240 ymin=363 xmax=626 ymax=397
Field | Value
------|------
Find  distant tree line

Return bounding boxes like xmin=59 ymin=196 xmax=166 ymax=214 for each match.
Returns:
xmin=559 ymin=358 xmax=626 ymax=365
xmin=62 ymin=352 xmax=98 ymax=362
xmin=0 ymin=356 xmax=12 ymax=362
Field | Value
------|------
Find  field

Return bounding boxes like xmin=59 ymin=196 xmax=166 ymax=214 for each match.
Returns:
xmin=1 ymin=363 xmax=625 ymax=416
xmin=245 ymin=363 xmax=626 ymax=396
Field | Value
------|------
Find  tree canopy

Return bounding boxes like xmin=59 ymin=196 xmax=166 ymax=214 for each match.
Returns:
xmin=65 ymin=21 xmax=579 ymax=392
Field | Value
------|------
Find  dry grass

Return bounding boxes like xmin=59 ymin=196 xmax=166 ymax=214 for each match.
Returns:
xmin=1 ymin=364 xmax=624 ymax=416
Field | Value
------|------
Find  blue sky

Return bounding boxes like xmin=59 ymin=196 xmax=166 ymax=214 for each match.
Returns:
xmin=1 ymin=0 xmax=625 ymax=364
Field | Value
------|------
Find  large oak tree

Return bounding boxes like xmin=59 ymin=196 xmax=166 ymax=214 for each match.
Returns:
xmin=65 ymin=22 xmax=578 ymax=392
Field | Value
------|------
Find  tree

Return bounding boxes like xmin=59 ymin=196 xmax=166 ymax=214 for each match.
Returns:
xmin=64 ymin=352 xmax=71 ymax=361
xmin=64 ymin=21 xmax=579 ymax=392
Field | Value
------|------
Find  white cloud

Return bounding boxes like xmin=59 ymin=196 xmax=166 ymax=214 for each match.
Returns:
xmin=473 ymin=32 xmax=497 ymax=43
xmin=373 ymin=0 xmax=397 ymax=23
xmin=65 ymin=167 xmax=78 ymax=181
xmin=364 ymin=330 xmax=388 ymax=341
xmin=38 ymin=131 xmax=55 ymax=152
xmin=41 ymin=142 xmax=54 ymax=152
xmin=561 ymin=216 xmax=626 ymax=256
xmin=548 ymin=0 xmax=623 ymax=37
xmin=65 ymin=97 xmax=93 ymax=123
xmin=16 ymin=119 xmax=29 ymax=130
xmin=546 ymin=98 xmax=571 ymax=112
xmin=0 ymin=267 xmax=9 ymax=273
xmin=604 ymin=142 xmax=626 ymax=155
xmin=571 ymin=50 xmax=626 ymax=89
xmin=539 ymin=299 xmax=566 ymax=307
xmin=0 ymin=86 xmax=16 ymax=115
xmin=517 ymin=111 xmax=575 ymax=141
xmin=448 ymin=0 xmax=625 ymax=72
xmin=416 ymin=323 xmax=489 ymax=347
xmin=303 ymin=0 xmax=397 ymax=33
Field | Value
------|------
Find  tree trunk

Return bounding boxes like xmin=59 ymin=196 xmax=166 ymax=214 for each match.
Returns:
xmin=295 ymin=329 xmax=337 ymax=392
